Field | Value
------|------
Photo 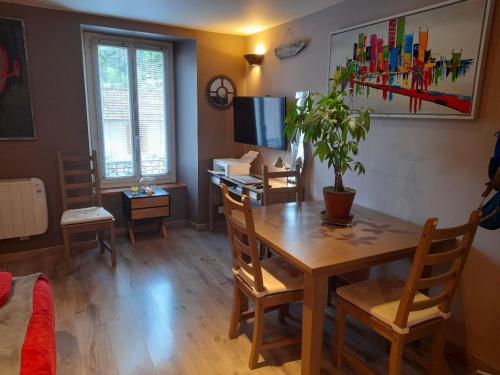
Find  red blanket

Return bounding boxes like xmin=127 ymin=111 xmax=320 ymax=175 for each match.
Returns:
xmin=0 ymin=272 xmax=12 ymax=307
xmin=0 ymin=273 xmax=56 ymax=375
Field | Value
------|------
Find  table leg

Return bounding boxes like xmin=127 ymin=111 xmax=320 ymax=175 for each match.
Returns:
xmin=301 ymin=272 xmax=328 ymax=375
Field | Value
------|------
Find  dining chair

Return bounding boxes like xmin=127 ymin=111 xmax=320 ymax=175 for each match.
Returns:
xmin=261 ymin=164 xmax=304 ymax=258
xmin=262 ymin=164 xmax=303 ymax=206
xmin=333 ymin=209 xmax=481 ymax=375
xmin=57 ymin=150 xmax=117 ymax=274
xmin=221 ymin=183 xmax=304 ymax=369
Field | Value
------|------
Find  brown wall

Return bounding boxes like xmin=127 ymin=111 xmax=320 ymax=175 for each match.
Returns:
xmin=0 ymin=3 xmax=245 ymax=252
xmin=245 ymin=0 xmax=500 ymax=371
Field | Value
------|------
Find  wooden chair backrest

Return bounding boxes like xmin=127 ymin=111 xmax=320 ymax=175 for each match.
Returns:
xmin=57 ymin=150 xmax=102 ymax=211
xmin=221 ymin=184 xmax=265 ymax=293
xmin=394 ymin=209 xmax=481 ymax=329
xmin=262 ymin=164 xmax=303 ymax=206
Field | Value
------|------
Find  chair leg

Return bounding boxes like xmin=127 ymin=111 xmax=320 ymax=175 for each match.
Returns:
xmin=109 ymin=222 xmax=117 ymax=268
xmin=333 ymin=299 xmax=346 ymax=368
xmin=62 ymin=228 xmax=73 ymax=275
xmin=249 ymin=301 xmax=264 ymax=369
xmin=388 ymin=333 xmax=405 ymax=375
xmin=98 ymin=230 xmax=105 ymax=253
xmin=228 ymin=281 xmax=242 ymax=339
xmin=431 ymin=321 xmax=446 ymax=375
xmin=278 ymin=304 xmax=289 ymax=324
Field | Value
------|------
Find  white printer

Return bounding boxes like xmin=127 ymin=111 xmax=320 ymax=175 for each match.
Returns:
xmin=213 ymin=150 xmax=259 ymax=176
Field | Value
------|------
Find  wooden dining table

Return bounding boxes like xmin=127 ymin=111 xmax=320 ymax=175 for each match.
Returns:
xmin=250 ymin=201 xmax=427 ymax=375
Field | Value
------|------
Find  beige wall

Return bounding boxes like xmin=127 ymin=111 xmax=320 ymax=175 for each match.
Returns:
xmin=0 ymin=3 xmax=246 ymax=252
xmin=246 ymin=0 xmax=500 ymax=371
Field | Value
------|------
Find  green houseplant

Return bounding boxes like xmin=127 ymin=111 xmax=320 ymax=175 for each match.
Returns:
xmin=284 ymin=80 xmax=371 ymax=221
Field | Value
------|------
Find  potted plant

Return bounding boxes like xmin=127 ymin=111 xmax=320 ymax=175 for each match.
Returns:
xmin=284 ymin=79 xmax=371 ymax=221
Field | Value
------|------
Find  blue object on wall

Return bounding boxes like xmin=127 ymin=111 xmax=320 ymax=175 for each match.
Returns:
xmin=480 ymin=191 xmax=500 ymax=230
xmin=488 ymin=131 xmax=500 ymax=180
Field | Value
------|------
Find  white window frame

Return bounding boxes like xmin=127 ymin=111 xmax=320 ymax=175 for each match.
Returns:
xmin=83 ymin=32 xmax=176 ymax=188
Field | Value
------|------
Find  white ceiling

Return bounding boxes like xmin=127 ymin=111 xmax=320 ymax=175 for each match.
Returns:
xmin=2 ymin=0 xmax=344 ymax=35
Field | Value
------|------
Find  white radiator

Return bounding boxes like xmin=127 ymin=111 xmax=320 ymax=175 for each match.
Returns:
xmin=0 ymin=178 xmax=48 ymax=240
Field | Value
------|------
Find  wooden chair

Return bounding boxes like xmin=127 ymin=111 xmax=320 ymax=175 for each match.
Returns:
xmin=261 ymin=164 xmax=304 ymax=258
xmin=57 ymin=150 xmax=117 ymax=274
xmin=262 ymin=164 xmax=303 ymax=206
xmin=333 ymin=209 xmax=481 ymax=375
xmin=221 ymin=183 xmax=304 ymax=369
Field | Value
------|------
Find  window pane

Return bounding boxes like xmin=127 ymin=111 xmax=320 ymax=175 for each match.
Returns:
xmin=97 ymin=44 xmax=134 ymax=179
xmin=136 ymin=49 xmax=168 ymax=176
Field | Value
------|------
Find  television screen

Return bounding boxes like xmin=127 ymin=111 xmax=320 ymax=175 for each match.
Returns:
xmin=233 ymin=96 xmax=286 ymax=150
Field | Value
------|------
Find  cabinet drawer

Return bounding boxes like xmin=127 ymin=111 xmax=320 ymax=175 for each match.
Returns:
xmin=131 ymin=206 xmax=170 ymax=220
xmin=131 ymin=196 xmax=170 ymax=209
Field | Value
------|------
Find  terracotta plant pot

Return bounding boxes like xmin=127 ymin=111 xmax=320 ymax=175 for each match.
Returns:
xmin=323 ymin=186 xmax=356 ymax=221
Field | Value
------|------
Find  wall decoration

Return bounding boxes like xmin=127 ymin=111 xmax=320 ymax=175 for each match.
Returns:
xmin=0 ymin=17 xmax=34 ymax=139
xmin=328 ymin=0 xmax=493 ymax=119
xmin=205 ymin=75 xmax=236 ymax=110
xmin=275 ymin=28 xmax=307 ymax=59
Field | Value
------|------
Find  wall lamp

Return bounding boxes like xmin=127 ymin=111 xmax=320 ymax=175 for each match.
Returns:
xmin=244 ymin=53 xmax=264 ymax=67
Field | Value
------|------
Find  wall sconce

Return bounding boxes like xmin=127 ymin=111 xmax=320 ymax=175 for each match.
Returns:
xmin=244 ymin=53 xmax=264 ymax=67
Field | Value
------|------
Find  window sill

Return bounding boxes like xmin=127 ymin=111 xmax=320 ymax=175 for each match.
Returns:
xmin=101 ymin=182 xmax=186 ymax=196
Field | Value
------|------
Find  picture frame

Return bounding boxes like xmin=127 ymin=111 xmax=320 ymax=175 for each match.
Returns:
xmin=328 ymin=0 xmax=494 ymax=119
xmin=0 ymin=17 xmax=35 ymax=139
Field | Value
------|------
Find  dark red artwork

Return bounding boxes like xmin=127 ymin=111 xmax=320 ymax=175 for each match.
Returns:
xmin=0 ymin=45 xmax=20 ymax=93
xmin=0 ymin=18 xmax=34 ymax=139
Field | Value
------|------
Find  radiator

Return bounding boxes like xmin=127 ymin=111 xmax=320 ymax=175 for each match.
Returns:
xmin=0 ymin=178 xmax=48 ymax=240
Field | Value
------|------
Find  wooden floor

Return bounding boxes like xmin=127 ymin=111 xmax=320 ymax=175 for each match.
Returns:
xmin=9 ymin=227 xmax=469 ymax=375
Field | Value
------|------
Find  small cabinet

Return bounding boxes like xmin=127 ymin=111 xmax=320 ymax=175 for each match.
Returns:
xmin=122 ymin=188 xmax=171 ymax=243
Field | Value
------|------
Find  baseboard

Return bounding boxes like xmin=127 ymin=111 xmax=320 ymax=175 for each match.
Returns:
xmin=0 ymin=239 xmax=98 ymax=264
xmin=115 ymin=219 xmax=188 ymax=236
xmin=187 ymin=220 xmax=209 ymax=231
xmin=187 ymin=220 xmax=226 ymax=232
xmin=446 ymin=339 xmax=499 ymax=374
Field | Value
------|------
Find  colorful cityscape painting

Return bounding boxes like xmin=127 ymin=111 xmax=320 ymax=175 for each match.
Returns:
xmin=328 ymin=0 xmax=491 ymax=118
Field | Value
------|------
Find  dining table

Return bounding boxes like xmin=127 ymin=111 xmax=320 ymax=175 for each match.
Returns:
xmin=249 ymin=200 xmax=429 ymax=375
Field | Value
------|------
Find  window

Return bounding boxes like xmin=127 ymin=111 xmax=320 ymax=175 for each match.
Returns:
xmin=83 ymin=33 xmax=175 ymax=187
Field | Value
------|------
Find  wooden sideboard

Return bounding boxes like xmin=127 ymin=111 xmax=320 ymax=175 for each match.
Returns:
xmin=122 ymin=188 xmax=171 ymax=243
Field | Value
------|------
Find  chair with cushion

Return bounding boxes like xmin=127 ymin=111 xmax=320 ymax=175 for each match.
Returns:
xmin=262 ymin=164 xmax=303 ymax=207
xmin=221 ymin=183 xmax=303 ymax=369
xmin=334 ymin=209 xmax=481 ymax=375
xmin=57 ymin=150 xmax=117 ymax=274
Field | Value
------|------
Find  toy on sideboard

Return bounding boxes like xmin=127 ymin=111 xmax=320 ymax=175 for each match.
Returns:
xmin=136 ymin=176 xmax=156 ymax=196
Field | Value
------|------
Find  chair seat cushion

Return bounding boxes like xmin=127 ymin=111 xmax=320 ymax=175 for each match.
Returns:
xmin=336 ymin=278 xmax=450 ymax=334
xmin=60 ymin=206 xmax=114 ymax=226
xmin=235 ymin=256 xmax=303 ymax=297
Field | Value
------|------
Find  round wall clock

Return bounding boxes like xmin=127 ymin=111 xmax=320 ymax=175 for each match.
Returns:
xmin=206 ymin=75 xmax=237 ymax=110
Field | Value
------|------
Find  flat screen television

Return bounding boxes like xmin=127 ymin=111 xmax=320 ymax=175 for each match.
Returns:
xmin=233 ymin=96 xmax=286 ymax=150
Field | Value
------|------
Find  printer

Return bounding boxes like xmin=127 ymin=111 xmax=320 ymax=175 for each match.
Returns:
xmin=212 ymin=150 xmax=259 ymax=176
